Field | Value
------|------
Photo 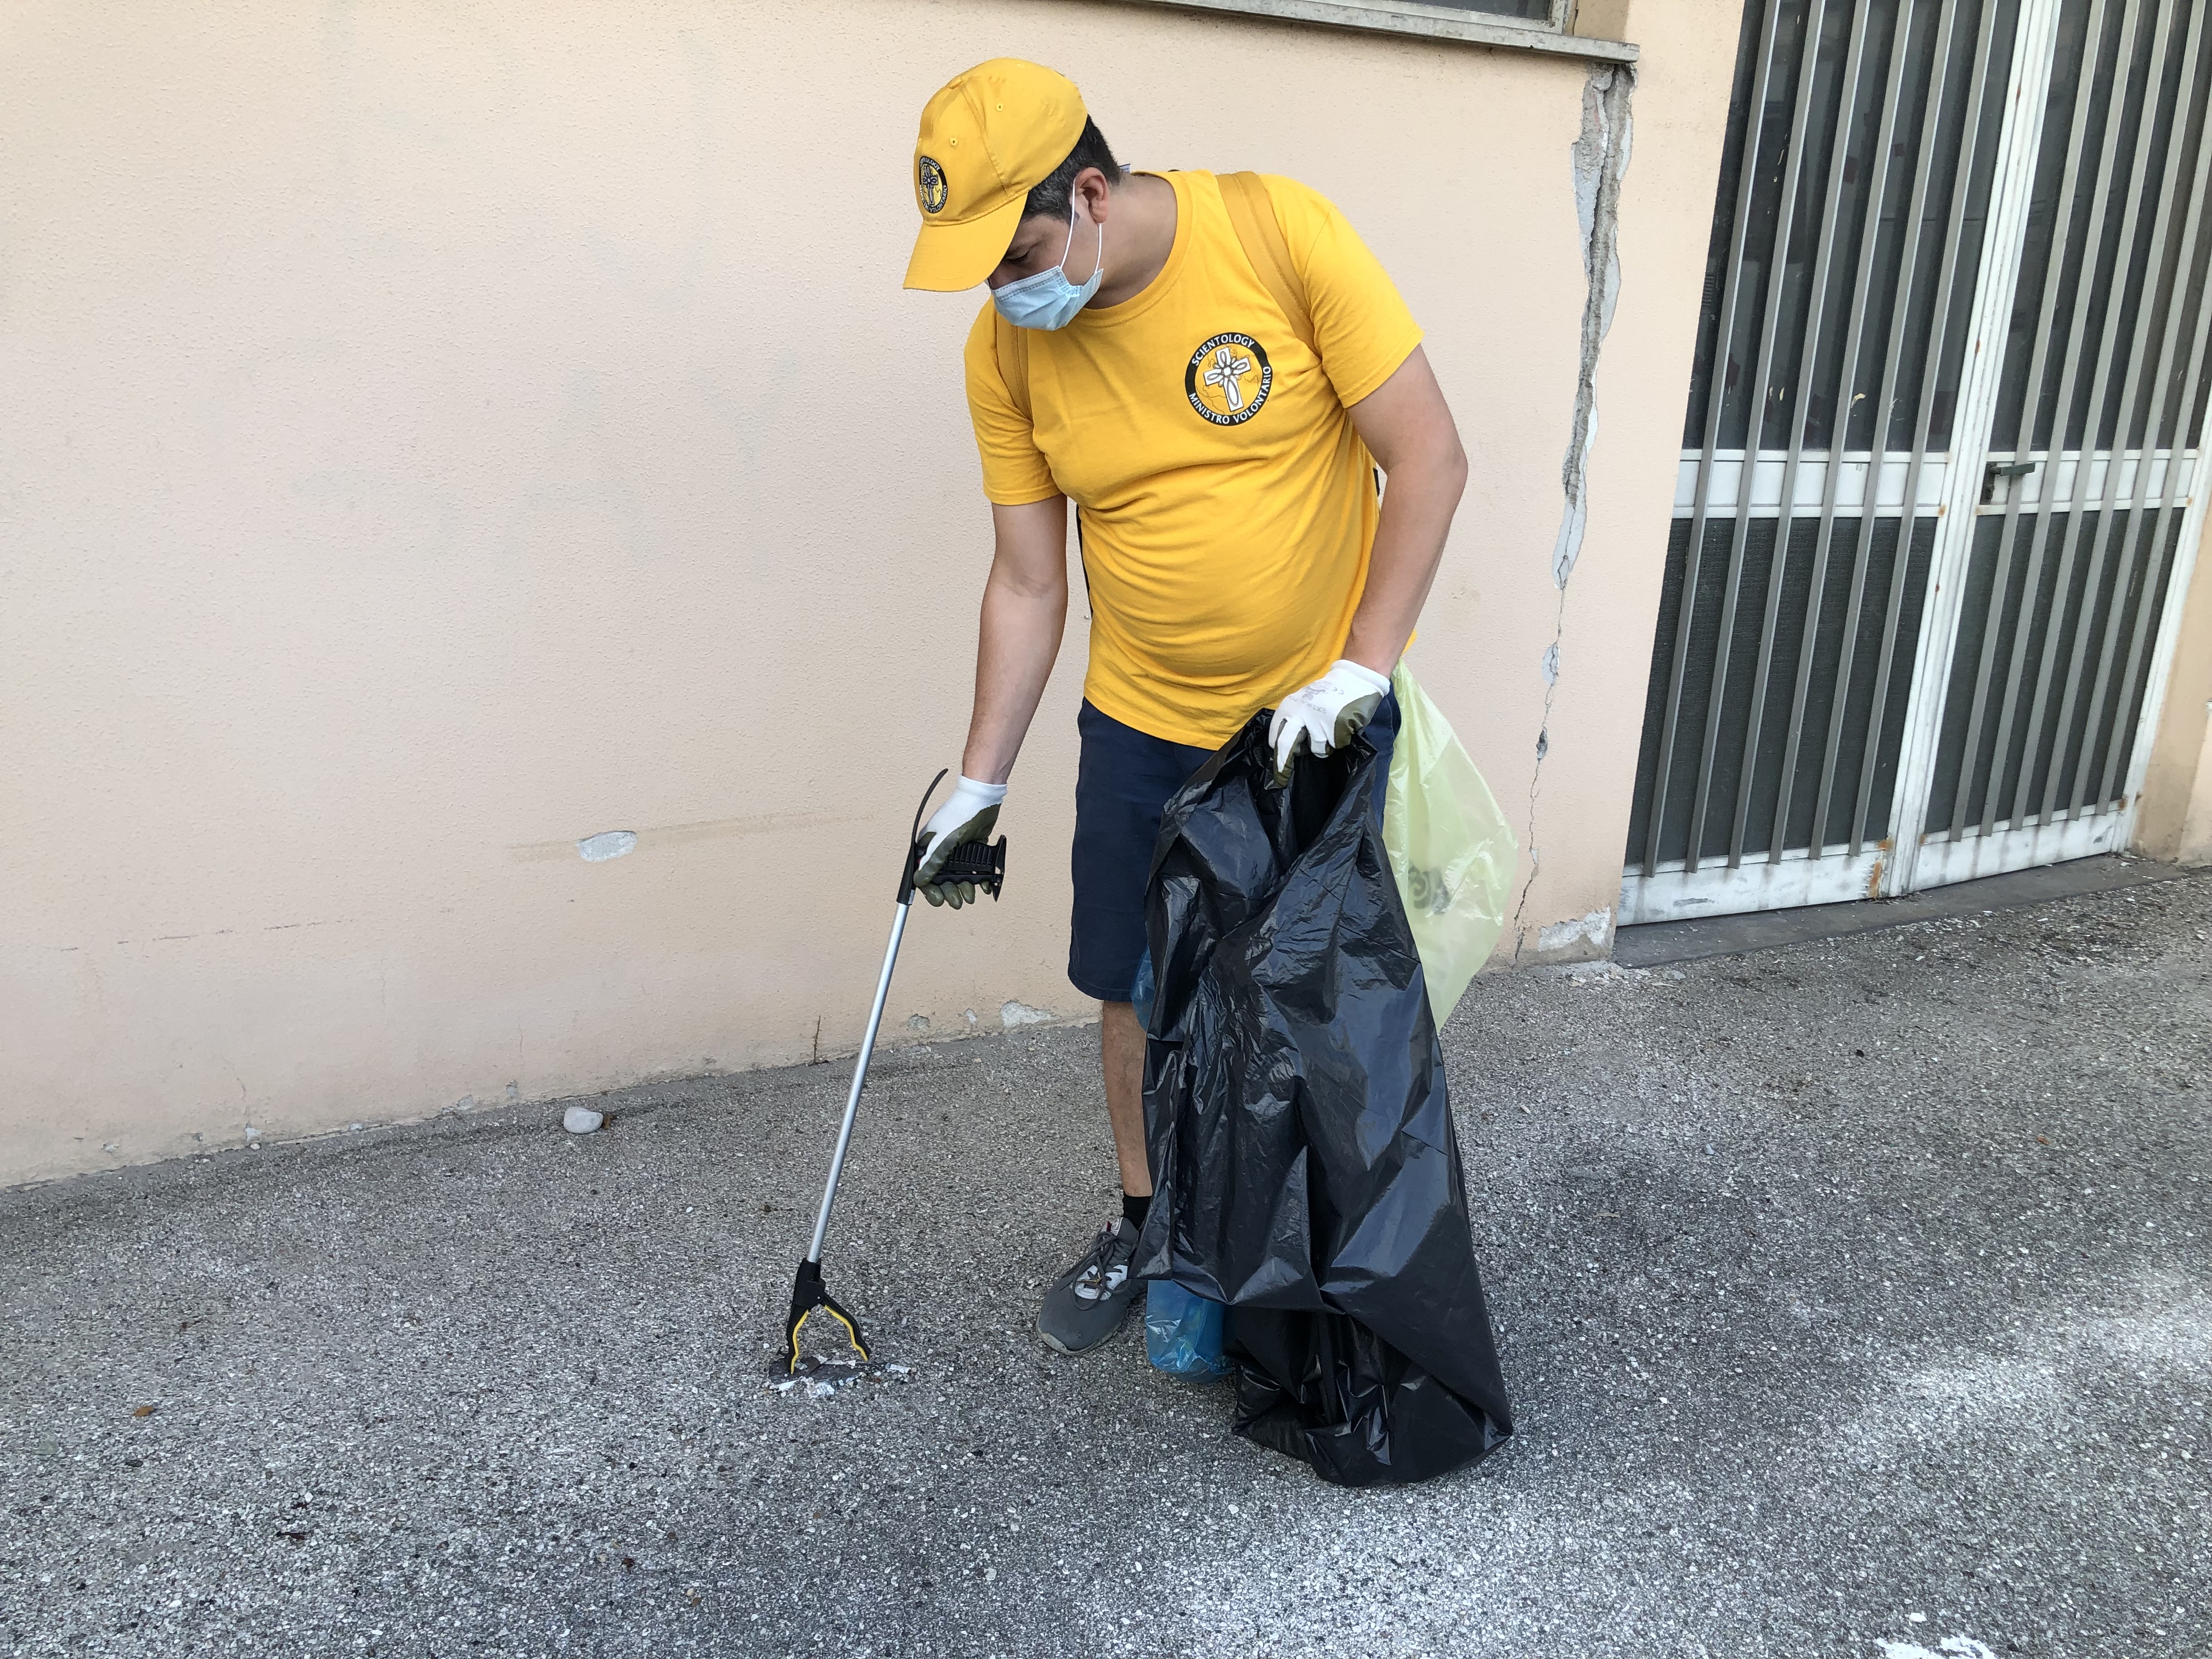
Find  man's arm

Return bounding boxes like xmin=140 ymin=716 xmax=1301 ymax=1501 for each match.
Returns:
xmin=960 ymin=496 xmax=1071 ymax=785
xmin=1341 ymin=346 xmax=1468 ymax=674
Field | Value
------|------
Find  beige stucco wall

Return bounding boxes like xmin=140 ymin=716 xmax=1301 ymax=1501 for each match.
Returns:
xmin=1 ymin=0 xmax=1736 ymax=1186
xmin=2136 ymin=509 xmax=2212 ymax=865
xmin=2176 ymin=715 xmax=2212 ymax=867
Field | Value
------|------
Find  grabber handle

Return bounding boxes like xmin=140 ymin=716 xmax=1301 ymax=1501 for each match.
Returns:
xmin=895 ymin=769 xmax=1010 ymax=902
xmin=907 ymin=835 xmax=1008 ymax=900
xmin=805 ymin=899 xmax=909 ymax=1264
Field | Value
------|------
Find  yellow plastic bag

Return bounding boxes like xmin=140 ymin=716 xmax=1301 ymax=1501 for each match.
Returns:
xmin=1384 ymin=662 xmax=1519 ymax=1029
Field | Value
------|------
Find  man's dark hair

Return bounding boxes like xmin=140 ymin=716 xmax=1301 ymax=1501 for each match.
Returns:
xmin=1022 ymin=119 xmax=1123 ymax=222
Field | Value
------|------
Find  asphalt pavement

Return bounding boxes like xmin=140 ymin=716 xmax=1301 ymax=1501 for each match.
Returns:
xmin=4 ymin=873 xmax=2209 ymax=1659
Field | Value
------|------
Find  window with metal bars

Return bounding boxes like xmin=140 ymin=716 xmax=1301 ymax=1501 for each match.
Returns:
xmin=1633 ymin=0 xmax=2017 ymax=878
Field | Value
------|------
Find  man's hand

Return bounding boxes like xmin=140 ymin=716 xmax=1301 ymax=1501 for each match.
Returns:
xmin=915 ymin=776 xmax=1007 ymax=907
xmin=1269 ymin=659 xmax=1392 ymax=778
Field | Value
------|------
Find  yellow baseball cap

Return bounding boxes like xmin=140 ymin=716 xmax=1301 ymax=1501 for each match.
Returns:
xmin=904 ymin=59 xmax=1088 ymax=292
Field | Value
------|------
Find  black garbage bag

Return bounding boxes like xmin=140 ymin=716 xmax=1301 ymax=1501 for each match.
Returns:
xmin=1131 ymin=713 xmax=1513 ymax=1487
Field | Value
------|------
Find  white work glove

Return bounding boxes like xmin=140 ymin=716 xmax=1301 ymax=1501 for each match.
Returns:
xmin=1268 ymin=659 xmax=1392 ymax=778
xmin=914 ymin=775 xmax=1006 ymax=909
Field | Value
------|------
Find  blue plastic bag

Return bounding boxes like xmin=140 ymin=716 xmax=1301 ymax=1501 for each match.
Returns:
xmin=1136 ymin=949 xmax=1228 ymax=1381
xmin=1144 ymin=1279 xmax=1231 ymax=1381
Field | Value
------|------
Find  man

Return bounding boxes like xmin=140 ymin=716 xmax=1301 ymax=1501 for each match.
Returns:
xmin=901 ymin=60 xmax=1468 ymax=1355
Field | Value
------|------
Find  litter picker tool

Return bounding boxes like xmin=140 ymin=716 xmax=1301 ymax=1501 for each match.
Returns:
xmin=781 ymin=770 xmax=1007 ymax=1373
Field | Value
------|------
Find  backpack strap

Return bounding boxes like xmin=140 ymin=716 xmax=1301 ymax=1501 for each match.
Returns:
xmin=1218 ymin=171 xmax=1314 ymax=357
xmin=993 ymin=308 xmax=1032 ymax=422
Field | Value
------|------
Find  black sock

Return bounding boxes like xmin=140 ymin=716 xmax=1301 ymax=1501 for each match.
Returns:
xmin=1122 ymin=1190 xmax=1152 ymax=1233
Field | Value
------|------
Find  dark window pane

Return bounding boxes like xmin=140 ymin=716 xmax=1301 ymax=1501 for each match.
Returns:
xmin=1626 ymin=512 xmax=1932 ymax=865
xmin=1424 ymin=0 xmax=1555 ymax=18
xmin=1681 ymin=1 xmax=1771 ymax=449
xmin=1991 ymin=0 xmax=2212 ymax=453
xmin=1923 ymin=503 xmax=2185 ymax=832
xmin=1881 ymin=0 xmax=2017 ymax=451
xmin=1683 ymin=1 xmax=2013 ymax=457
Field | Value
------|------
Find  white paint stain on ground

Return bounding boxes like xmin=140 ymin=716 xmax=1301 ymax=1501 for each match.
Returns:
xmin=1098 ymin=1478 xmax=1749 ymax=1659
xmin=1841 ymin=1270 xmax=2212 ymax=1460
xmin=576 ymin=830 xmax=637 ymax=862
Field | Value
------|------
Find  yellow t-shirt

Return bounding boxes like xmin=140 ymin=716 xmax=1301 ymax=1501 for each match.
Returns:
xmin=963 ymin=170 xmax=1423 ymax=747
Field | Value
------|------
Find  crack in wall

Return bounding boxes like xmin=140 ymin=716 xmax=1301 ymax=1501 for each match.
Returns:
xmin=1514 ymin=61 xmax=1636 ymax=960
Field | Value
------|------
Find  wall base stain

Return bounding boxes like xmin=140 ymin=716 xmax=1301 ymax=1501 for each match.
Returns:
xmin=1535 ymin=906 xmax=1616 ymax=962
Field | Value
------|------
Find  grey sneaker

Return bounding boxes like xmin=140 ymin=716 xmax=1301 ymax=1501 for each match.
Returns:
xmin=1037 ymin=1218 xmax=1143 ymax=1354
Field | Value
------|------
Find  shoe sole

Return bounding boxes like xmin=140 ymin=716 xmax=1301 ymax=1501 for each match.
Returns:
xmin=1036 ymin=1299 xmax=1136 ymax=1356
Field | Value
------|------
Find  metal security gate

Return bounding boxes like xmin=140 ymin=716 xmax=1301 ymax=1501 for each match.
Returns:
xmin=1623 ymin=0 xmax=2212 ymax=923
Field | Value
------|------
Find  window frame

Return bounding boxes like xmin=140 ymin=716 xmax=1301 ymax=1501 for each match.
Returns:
xmin=1116 ymin=0 xmax=1639 ymax=61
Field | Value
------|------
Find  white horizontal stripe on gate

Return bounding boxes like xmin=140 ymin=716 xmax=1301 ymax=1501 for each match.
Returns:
xmin=1974 ymin=445 xmax=2202 ymax=510
xmin=1618 ymin=842 xmax=1888 ymax=926
xmin=1911 ymin=805 xmax=2129 ymax=888
xmin=1673 ymin=450 xmax=1951 ymax=517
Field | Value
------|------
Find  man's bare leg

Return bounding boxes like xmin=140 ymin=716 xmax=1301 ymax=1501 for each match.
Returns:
xmin=1035 ymin=998 xmax=1152 ymax=1352
xmin=1101 ymin=999 xmax=1152 ymax=1198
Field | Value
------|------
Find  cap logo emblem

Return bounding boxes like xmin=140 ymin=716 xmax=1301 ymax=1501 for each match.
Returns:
xmin=1186 ymin=333 xmax=1272 ymax=426
xmin=917 ymin=156 xmax=949 ymax=216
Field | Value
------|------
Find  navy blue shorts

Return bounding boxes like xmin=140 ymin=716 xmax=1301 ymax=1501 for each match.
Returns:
xmin=1068 ymin=693 xmax=1400 ymax=1002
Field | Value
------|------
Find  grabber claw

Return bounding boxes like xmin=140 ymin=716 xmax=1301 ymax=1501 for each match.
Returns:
xmin=783 ymin=1257 xmax=869 ymax=1373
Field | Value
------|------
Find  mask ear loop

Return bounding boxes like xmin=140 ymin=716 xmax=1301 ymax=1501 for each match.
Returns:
xmin=994 ymin=200 xmax=1089 ymax=301
xmin=1056 ymin=196 xmax=1104 ymax=287
xmin=989 ymin=194 xmax=1106 ymax=326
xmin=1082 ymin=202 xmax=1104 ymax=289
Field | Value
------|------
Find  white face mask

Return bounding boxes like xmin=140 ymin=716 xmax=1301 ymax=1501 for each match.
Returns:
xmin=991 ymin=202 xmax=1104 ymax=330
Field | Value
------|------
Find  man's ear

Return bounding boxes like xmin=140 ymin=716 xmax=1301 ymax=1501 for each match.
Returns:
xmin=1072 ymin=165 xmax=1115 ymax=223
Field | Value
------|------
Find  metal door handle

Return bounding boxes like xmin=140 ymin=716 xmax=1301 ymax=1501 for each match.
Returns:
xmin=1982 ymin=458 xmax=2039 ymax=503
